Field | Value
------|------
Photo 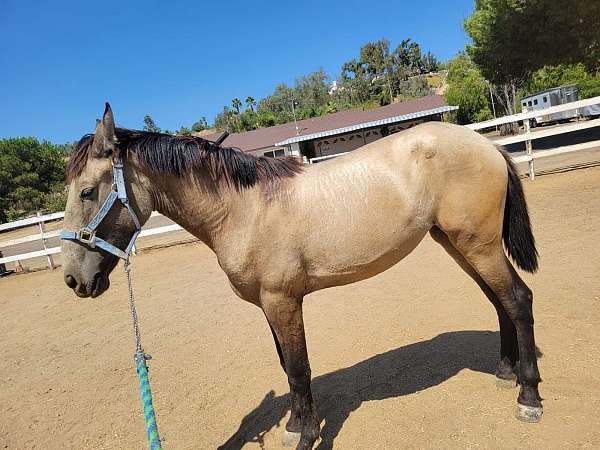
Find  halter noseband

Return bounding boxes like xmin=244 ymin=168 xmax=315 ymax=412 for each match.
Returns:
xmin=60 ymin=156 xmax=141 ymax=261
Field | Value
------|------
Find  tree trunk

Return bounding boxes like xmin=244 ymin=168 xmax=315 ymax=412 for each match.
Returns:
xmin=496 ymin=80 xmax=521 ymax=135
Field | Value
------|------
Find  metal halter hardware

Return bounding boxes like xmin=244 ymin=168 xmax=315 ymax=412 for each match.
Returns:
xmin=60 ymin=156 xmax=141 ymax=261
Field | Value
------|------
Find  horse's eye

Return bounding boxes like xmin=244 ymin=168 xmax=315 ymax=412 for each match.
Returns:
xmin=80 ymin=187 xmax=95 ymax=199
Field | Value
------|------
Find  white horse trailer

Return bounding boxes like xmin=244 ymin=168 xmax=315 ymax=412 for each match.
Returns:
xmin=521 ymin=84 xmax=600 ymax=127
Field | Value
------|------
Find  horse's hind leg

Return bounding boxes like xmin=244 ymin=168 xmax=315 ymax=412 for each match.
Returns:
xmin=268 ymin=323 xmax=287 ymax=372
xmin=447 ymin=234 xmax=542 ymax=422
xmin=430 ymin=227 xmax=519 ymax=387
xmin=262 ymin=293 xmax=320 ymax=449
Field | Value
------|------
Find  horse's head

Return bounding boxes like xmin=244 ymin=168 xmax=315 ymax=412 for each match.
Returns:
xmin=62 ymin=103 xmax=153 ymax=298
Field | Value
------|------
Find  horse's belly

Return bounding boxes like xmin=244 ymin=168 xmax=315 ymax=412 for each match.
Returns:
xmin=305 ymin=225 xmax=429 ymax=292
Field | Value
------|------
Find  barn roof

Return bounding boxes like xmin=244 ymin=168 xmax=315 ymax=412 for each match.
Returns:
xmin=203 ymin=95 xmax=457 ymax=152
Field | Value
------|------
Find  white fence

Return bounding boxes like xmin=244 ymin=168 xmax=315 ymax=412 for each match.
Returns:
xmin=0 ymin=211 xmax=182 ymax=269
xmin=2 ymin=95 xmax=599 ymax=270
xmin=467 ymin=95 xmax=600 ymax=179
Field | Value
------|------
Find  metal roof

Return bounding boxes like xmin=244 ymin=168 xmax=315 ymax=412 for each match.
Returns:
xmin=200 ymin=95 xmax=456 ymax=152
xmin=275 ymin=105 xmax=458 ymax=146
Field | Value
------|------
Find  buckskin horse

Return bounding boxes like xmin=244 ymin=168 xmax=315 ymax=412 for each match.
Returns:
xmin=61 ymin=104 xmax=542 ymax=449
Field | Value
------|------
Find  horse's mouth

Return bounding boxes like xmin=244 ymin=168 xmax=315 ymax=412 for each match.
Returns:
xmin=74 ymin=273 xmax=110 ymax=298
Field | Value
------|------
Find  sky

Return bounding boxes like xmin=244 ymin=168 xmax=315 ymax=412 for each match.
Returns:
xmin=0 ymin=0 xmax=474 ymax=143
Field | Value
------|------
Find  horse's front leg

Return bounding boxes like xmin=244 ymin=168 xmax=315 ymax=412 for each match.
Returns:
xmin=262 ymin=293 xmax=320 ymax=450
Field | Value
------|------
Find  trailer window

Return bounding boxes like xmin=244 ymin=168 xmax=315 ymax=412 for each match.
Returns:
xmin=543 ymin=96 xmax=548 ymax=103
xmin=534 ymin=99 xmax=538 ymax=105
xmin=528 ymin=101 xmax=532 ymax=107
xmin=522 ymin=102 xmax=527 ymax=107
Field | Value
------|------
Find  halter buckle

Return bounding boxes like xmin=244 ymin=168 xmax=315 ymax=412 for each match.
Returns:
xmin=77 ymin=228 xmax=96 ymax=247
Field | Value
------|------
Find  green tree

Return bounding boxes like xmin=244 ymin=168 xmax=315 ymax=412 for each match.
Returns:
xmin=256 ymin=111 xmax=278 ymax=127
xmin=393 ymin=39 xmax=429 ymax=77
xmin=191 ymin=117 xmax=208 ymax=132
xmin=396 ymin=76 xmax=432 ymax=102
xmin=212 ymin=39 xmax=441 ymax=129
xmin=444 ymin=53 xmax=493 ymax=124
xmin=143 ymin=115 xmax=161 ymax=133
xmin=239 ymin=110 xmax=259 ymax=131
xmin=339 ymin=38 xmax=440 ymax=107
xmin=295 ymin=69 xmax=331 ymax=115
xmin=231 ymin=98 xmax=242 ymax=114
xmin=421 ymin=51 xmax=440 ymax=73
xmin=245 ymin=96 xmax=256 ymax=112
xmin=339 ymin=58 xmax=373 ymax=105
xmin=524 ymin=64 xmax=600 ymax=98
xmin=214 ymin=106 xmax=242 ymax=133
xmin=464 ymin=0 xmax=600 ymax=114
xmin=60 ymin=142 xmax=75 ymax=155
xmin=256 ymin=83 xmax=296 ymax=124
xmin=177 ymin=126 xmax=192 ymax=136
xmin=0 ymin=137 xmax=67 ymax=222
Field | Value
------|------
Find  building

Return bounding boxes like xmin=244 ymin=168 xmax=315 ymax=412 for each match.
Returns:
xmin=204 ymin=95 xmax=457 ymax=162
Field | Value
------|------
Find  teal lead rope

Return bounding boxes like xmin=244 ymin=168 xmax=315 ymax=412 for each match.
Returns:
xmin=135 ymin=351 xmax=162 ymax=449
xmin=125 ymin=263 xmax=163 ymax=450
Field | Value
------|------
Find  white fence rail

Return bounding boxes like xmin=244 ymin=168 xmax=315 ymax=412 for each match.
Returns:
xmin=467 ymin=95 xmax=600 ymax=180
xmin=2 ymin=95 xmax=599 ymax=270
xmin=308 ymin=152 xmax=349 ymax=164
xmin=465 ymin=95 xmax=600 ymax=131
xmin=0 ymin=211 xmax=183 ymax=268
xmin=0 ymin=211 xmax=65 ymax=232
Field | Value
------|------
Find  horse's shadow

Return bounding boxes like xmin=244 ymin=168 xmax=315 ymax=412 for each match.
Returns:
xmin=218 ymin=330 xmax=516 ymax=450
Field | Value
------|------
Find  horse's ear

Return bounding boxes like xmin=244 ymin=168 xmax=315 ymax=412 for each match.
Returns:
xmin=93 ymin=103 xmax=119 ymax=158
xmin=101 ymin=102 xmax=117 ymax=144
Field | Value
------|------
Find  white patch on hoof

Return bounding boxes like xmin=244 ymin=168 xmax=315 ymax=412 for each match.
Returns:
xmin=516 ymin=403 xmax=543 ymax=422
xmin=282 ymin=429 xmax=301 ymax=447
xmin=496 ymin=377 xmax=517 ymax=389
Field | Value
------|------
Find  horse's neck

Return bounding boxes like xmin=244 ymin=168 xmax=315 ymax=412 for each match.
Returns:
xmin=148 ymin=170 xmax=253 ymax=252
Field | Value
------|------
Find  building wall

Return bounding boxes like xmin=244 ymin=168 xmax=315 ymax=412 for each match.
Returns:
xmin=310 ymin=117 xmax=431 ymax=160
xmin=251 ymin=146 xmax=288 ymax=158
xmin=314 ymin=130 xmax=373 ymax=157
xmin=249 ymin=114 xmax=441 ymax=160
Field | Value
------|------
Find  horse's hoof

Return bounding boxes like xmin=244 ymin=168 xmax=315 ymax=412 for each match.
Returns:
xmin=282 ymin=429 xmax=301 ymax=447
xmin=516 ymin=403 xmax=543 ymax=422
xmin=496 ymin=376 xmax=517 ymax=389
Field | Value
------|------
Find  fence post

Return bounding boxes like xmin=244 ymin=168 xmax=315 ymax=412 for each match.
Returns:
xmin=37 ymin=211 xmax=55 ymax=269
xmin=522 ymin=108 xmax=535 ymax=180
xmin=0 ymin=251 xmax=6 ymax=275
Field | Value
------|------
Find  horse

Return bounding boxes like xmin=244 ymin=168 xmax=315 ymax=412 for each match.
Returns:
xmin=61 ymin=103 xmax=542 ymax=450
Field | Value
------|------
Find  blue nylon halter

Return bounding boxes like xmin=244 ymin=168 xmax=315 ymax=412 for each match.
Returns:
xmin=60 ymin=156 xmax=141 ymax=261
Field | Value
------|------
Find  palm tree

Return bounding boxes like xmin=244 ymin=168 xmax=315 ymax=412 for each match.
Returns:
xmin=246 ymin=96 xmax=256 ymax=112
xmin=232 ymin=98 xmax=242 ymax=114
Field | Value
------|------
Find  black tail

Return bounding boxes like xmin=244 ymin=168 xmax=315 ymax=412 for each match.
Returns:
xmin=499 ymin=148 xmax=539 ymax=273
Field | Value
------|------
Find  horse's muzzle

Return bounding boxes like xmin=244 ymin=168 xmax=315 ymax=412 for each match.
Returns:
xmin=64 ymin=272 xmax=110 ymax=298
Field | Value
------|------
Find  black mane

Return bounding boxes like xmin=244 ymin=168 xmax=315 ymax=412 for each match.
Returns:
xmin=67 ymin=129 xmax=303 ymax=190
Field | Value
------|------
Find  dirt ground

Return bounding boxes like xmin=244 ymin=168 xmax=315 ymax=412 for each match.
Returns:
xmin=1 ymin=167 xmax=599 ymax=450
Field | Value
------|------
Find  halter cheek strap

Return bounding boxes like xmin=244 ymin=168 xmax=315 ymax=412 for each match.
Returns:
xmin=60 ymin=156 xmax=141 ymax=261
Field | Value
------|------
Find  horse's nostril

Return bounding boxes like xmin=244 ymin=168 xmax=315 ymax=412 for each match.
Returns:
xmin=65 ymin=274 xmax=77 ymax=289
